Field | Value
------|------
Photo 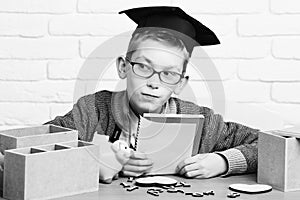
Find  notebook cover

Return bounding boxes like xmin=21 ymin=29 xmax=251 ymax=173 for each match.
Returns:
xmin=137 ymin=114 xmax=204 ymax=175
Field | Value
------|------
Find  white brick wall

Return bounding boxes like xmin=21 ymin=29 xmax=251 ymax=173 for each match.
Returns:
xmin=270 ymin=0 xmax=300 ymax=14
xmin=0 ymin=38 xmax=78 ymax=59
xmin=77 ymin=0 xmax=172 ymax=13
xmin=0 ymin=0 xmax=300 ymax=130
xmin=272 ymin=83 xmax=300 ymax=103
xmin=0 ymin=60 xmax=47 ymax=80
xmin=0 ymin=14 xmax=47 ymax=37
xmin=0 ymin=0 xmax=76 ymax=14
xmin=238 ymin=15 xmax=300 ymax=36
xmin=49 ymin=15 xmax=136 ymax=36
xmin=272 ymin=38 xmax=300 ymax=59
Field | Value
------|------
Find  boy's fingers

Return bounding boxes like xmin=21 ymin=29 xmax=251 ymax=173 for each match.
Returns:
xmin=176 ymin=156 xmax=197 ymax=172
xmin=184 ymin=169 xmax=206 ymax=178
xmin=176 ymin=154 xmax=210 ymax=173
xmin=178 ymin=162 xmax=202 ymax=175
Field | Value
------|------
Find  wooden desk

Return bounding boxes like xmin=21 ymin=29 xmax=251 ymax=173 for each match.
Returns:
xmin=0 ymin=174 xmax=299 ymax=200
xmin=47 ymin=174 xmax=299 ymax=200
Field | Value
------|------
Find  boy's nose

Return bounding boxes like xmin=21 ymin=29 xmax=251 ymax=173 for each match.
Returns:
xmin=146 ymin=73 xmax=160 ymax=89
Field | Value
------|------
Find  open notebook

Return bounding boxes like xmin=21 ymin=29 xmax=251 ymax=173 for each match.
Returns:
xmin=136 ymin=113 xmax=204 ymax=175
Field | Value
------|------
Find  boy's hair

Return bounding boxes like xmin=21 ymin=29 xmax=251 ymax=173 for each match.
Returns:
xmin=126 ymin=29 xmax=190 ymax=75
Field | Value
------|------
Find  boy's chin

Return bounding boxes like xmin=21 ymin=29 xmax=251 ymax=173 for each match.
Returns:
xmin=135 ymin=104 xmax=162 ymax=114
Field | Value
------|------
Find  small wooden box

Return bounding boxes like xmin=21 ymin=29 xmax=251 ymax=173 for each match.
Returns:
xmin=4 ymin=141 xmax=99 ymax=200
xmin=258 ymin=131 xmax=300 ymax=192
xmin=0 ymin=125 xmax=78 ymax=153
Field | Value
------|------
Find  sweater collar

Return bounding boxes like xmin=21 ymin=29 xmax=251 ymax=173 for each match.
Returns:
xmin=111 ymin=90 xmax=177 ymax=132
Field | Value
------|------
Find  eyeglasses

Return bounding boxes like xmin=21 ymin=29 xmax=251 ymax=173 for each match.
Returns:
xmin=125 ymin=57 xmax=184 ymax=85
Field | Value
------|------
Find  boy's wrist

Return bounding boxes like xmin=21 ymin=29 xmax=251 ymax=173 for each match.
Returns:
xmin=213 ymin=153 xmax=229 ymax=175
xmin=215 ymin=149 xmax=247 ymax=176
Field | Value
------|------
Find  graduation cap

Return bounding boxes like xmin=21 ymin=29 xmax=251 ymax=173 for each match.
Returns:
xmin=119 ymin=6 xmax=220 ymax=54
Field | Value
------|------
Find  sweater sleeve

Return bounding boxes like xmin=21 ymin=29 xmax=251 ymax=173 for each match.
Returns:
xmin=204 ymin=111 xmax=259 ymax=176
xmin=44 ymin=110 xmax=76 ymax=130
xmin=44 ymin=93 xmax=99 ymax=141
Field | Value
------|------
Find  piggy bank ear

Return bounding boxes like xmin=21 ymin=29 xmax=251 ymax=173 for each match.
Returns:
xmin=111 ymin=140 xmax=131 ymax=154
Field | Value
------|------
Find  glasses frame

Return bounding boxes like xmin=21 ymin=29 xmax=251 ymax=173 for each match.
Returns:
xmin=125 ymin=57 xmax=185 ymax=85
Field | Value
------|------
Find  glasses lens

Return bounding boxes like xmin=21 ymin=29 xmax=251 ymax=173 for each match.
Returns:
xmin=160 ymin=71 xmax=181 ymax=85
xmin=132 ymin=63 xmax=153 ymax=77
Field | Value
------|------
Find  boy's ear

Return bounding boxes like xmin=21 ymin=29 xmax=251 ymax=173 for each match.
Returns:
xmin=174 ymin=76 xmax=189 ymax=95
xmin=116 ymin=56 xmax=128 ymax=79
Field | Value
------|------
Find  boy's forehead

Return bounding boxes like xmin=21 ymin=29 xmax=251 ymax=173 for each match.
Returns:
xmin=132 ymin=39 xmax=186 ymax=59
xmin=131 ymin=40 xmax=186 ymax=71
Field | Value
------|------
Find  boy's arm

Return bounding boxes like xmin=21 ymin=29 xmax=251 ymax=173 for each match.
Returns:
xmin=45 ymin=110 xmax=76 ymax=130
xmin=204 ymin=111 xmax=259 ymax=176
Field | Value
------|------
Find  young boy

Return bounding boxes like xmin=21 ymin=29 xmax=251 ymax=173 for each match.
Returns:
xmin=46 ymin=6 xmax=258 ymax=182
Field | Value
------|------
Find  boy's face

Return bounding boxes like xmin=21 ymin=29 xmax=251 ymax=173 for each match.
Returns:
xmin=117 ymin=39 xmax=188 ymax=114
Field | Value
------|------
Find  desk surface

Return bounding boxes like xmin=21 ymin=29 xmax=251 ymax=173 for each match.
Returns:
xmin=46 ymin=174 xmax=298 ymax=200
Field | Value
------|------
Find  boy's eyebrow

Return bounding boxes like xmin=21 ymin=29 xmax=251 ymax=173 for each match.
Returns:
xmin=135 ymin=56 xmax=181 ymax=72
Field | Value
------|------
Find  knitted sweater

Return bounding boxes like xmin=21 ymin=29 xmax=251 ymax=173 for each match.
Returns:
xmin=45 ymin=90 xmax=259 ymax=176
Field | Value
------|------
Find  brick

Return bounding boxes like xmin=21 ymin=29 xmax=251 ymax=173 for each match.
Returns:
xmin=48 ymin=60 xmax=84 ymax=80
xmin=79 ymin=37 xmax=119 ymax=58
xmin=262 ymin=103 xmax=300 ymax=126
xmin=222 ymin=102 xmax=286 ymax=130
xmin=172 ymin=0 xmax=266 ymax=14
xmin=50 ymin=103 xmax=73 ymax=119
xmin=178 ymin=80 xmax=228 ymax=114
xmin=194 ymin=36 xmax=271 ymax=59
xmin=238 ymin=15 xmax=300 ymax=36
xmin=0 ymin=60 xmax=47 ymax=81
xmin=0 ymin=38 xmax=78 ymax=59
xmin=0 ymin=103 xmax=50 ymax=125
xmin=49 ymin=15 xmax=136 ymax=36
xmin=0 ymin=0 xmax=76 ymax=14
xmin=272 ymin=83 xmax=300 ymax=103
xmin=187 ymin=59 xmax=237 ymax=81
xmin=272 ymin=38 xmax=300 ymax=59
xmin=85 ymin=80 xmax=126 ymax=95
xmin=223 ymin=80 xmax=271 ymax=102
xmin=77 ymin=0 xmax=172 ymax=13
xmin=271 ymin=0 xmax=300 ymax=14
xmin=74 ymin=58 xmax=120 ymax=80
xmin=79 ymin=36 xmax=130 ymax=59
xmin=0 ymin=81 xmax=77 ymax=103
xmin=238 ymin=59 xmax=300 ymax=81
xmin=193 ymin=15 xmax=236 ymax=36
xmin=0 ymin=14 xmax=46 ymax=37
xmin=177 ymin=80 xmax=211 ymax=101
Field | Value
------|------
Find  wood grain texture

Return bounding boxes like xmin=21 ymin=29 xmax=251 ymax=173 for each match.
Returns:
xmin=3 ymin=141 xmax=99 ymax=200
xmin=0 ymin=125 xmax=78 ymax=153
xmin=258 ymin=131 xmax=300 ymax=191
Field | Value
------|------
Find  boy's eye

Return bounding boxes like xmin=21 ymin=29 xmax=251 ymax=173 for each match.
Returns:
xmin=136 ymin=63 xmax=151 ymax=71
xmin=162 ymin=71 xmax=177 ymax=77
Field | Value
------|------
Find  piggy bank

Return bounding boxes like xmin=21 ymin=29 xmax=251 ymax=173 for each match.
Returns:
xmin=92 ymin=134 xmax=132 ymax=183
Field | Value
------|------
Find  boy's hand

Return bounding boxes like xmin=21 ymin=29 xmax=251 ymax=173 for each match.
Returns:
xmin=176 ymin=153 xmax=228 ymax=179
xmin=121 ymin=151 xmax=153 ymax=177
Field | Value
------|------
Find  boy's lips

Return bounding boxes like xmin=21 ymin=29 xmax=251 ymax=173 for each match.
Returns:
xmin=141 ymin=92 xmax=159 ymax=98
